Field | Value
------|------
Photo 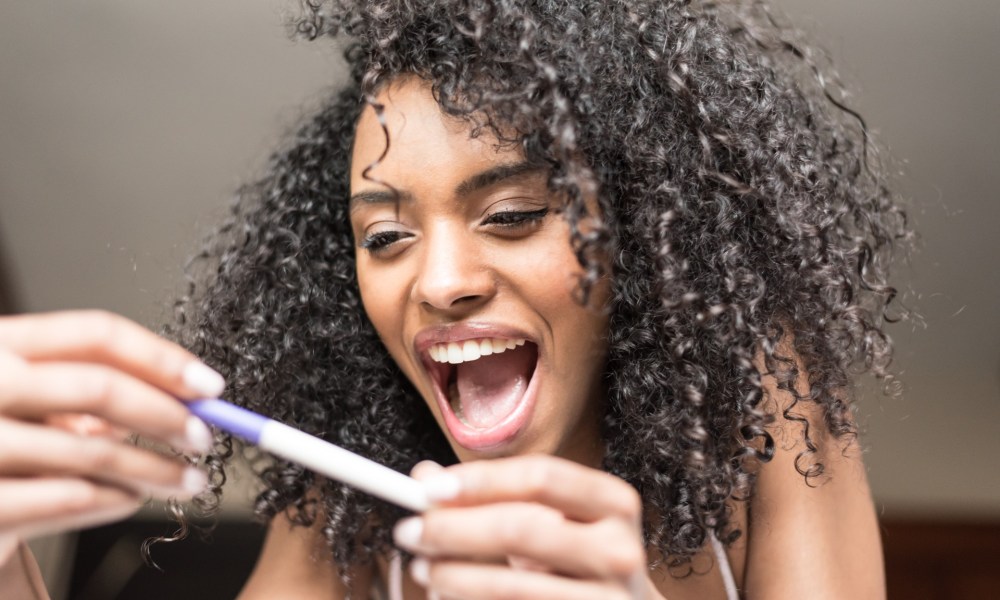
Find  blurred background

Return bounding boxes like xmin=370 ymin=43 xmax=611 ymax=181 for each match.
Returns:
xmin=1 ymin=1 xmax=998 ymax=598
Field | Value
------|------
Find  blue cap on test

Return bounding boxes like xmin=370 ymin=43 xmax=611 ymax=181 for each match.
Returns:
xmin=188 ymin=399 xmax=268 ymax=444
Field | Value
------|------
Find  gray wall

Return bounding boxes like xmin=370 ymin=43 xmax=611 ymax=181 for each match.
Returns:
xmin=1 ymin=1 xmax=998 ymax=520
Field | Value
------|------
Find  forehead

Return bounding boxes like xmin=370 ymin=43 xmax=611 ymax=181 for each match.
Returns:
xmin=350 ymin=77 xmax=525 ymax=195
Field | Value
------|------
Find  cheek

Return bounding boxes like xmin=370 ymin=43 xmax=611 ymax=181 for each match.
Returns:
xmin=519 ymin=228 xmax=599 ymax=319
xmin=510 ymin=231 xmax=610 ymax=364
xmin=513 ymin=236 xmax=609 ymax=451
xmin=357 ymin=258 xmax=408 ymax=356
xmin=508 ymin=231 xmax=583 ymax=311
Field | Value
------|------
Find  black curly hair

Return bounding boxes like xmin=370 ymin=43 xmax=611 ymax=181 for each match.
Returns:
xmin=167 ymin=0 xmax=911 ymax=586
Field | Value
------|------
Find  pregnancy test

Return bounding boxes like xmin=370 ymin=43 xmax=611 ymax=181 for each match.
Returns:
xmin=187 ymin=399 xmax=429 ymax=512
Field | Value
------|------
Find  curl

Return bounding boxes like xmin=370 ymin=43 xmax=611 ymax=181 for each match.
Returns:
xmin=163 ymin=0 xmax=912 ymax=581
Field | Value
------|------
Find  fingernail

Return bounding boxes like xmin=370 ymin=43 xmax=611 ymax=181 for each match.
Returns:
xmin=185 ymin=416 xmax=214 ymax=453
xmin=182 ymin=362 xmax=226 ymax=398
xmin=416 ymin=459 xmax=443 ymax=470
xmin=410 ymin=557 xmax=430 ymax=586
xmin=423 ymin=473 xmax=461 ymax=501
xmin=169 ymin=416 xmax=213 ymax=454
xmin=182 ymin=467 xmax=208 ymax=495
xmin=393 ymin=517 xmax=423 ymax=549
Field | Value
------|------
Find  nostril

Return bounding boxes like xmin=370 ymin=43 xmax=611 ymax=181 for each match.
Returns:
xmin=418 ymin=295 xmax=483 ymax=312
xmin=416 ymin=283 xmax=492 ymax=312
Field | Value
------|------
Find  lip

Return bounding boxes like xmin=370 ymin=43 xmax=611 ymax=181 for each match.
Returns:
xmin=414 ymin=322 xmax=541 ymax=451
xmin=413 ymin=321 xmax=536 ymax=353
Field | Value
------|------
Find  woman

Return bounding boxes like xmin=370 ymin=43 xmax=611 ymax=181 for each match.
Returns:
xmin=0 ymin=0 xmax=908 ymax=598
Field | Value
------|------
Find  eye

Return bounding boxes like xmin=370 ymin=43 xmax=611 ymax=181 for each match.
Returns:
xmin=359 ymin=230 xmax=412 ymax=255
xmin=482 ymin=207 xmax=549 ymax=229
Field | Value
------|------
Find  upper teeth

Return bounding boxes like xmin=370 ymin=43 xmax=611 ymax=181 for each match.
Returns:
xmin=428 ymin=338 xmax=526 ymax=364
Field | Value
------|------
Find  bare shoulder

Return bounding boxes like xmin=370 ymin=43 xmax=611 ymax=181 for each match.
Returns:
xmin=740 ymin=335 xmax=885 ymax=599
xmin=238 ymin=512 xmax=373 ymax=600
xmin=754 ymin=334 xmax=864 ymax=478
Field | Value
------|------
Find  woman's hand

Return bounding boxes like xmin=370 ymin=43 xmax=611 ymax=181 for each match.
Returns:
xmin=0 ymin=311 xmax=224 ymax=563
xmin=394 ymin=455 xmax=662 ymax=600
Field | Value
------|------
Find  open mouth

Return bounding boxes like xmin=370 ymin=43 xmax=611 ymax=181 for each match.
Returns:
xmin=422 ymin=337 xmax=540 ymax=450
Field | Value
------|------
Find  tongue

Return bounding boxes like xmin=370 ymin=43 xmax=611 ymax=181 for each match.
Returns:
xmin=454 ymin=344 xmax=535 ymax=429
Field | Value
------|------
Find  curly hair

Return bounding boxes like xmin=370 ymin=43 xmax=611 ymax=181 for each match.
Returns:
xmin=167 ymin=0 xmax=911 ymax=586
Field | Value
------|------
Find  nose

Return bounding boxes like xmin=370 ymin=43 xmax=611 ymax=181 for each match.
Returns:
xmin=411 ymin=223 xmax=496 ymax=312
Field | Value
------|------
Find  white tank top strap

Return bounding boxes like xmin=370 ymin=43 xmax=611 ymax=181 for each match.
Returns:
xmin=387 ymin=551 xmax=405 ymax=600
xmin=710 ymin=533 xmax=740 ymax=600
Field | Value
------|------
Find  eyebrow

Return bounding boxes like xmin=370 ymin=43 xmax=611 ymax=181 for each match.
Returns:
xmin=348 ymin=160 xmax=544 ymax=210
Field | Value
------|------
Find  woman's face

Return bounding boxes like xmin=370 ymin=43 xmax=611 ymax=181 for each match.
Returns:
xmin=349 ymin=77 xmax=609 ymax=466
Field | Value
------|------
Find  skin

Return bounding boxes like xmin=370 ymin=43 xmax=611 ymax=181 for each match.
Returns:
xmin=241 ymin=78 xmax=884 ymax=599
xmin=0 ymin=80 xmax=884 ymax=599
xmin=349 ymin=76 xmax=610 ymax=467
xmin=0 ymin=310 xmax=216 ymax=564
xmin=349 ymin=79 xmax=654 ymax=597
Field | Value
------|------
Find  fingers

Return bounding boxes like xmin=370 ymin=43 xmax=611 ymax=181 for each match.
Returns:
xmin=47 ymin=414 xmax=128 ymax=441
xmin=0 ymin=478 xmax=142 ymax=539
xmin=0 ymin=311 xmax=224 ymax=399
xmin=400 ymin=456 xmax=650 ymax=597
xmin=395 ymin=503 xmax=644 ymax=580
xmin=0 ymin=419 xmax=206 ymax=499
xmin=422 ymin=454 xmax=643 ymax=524
xmin=0 ymin=311 xmax=216 ymax=549
xmin=410 ymin=460 xmax=444 ymax=480
xmin=17 ymin=502 xmax=142 ymax=543
xmin=409 ymin=558 xmax=631 ymax=600
xmin=0 ymin=361 xmax=212 ymax=453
